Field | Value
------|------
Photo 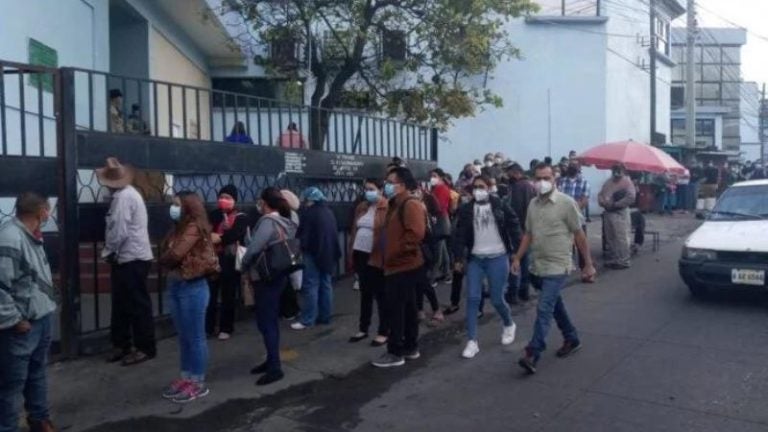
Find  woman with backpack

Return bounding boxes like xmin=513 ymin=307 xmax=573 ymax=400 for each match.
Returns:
xmin=207 ymin=185 xmax=250 ymax=340
xmin=242 ymin=187 xmax=298 ymax=386
xmin=452 ymin=174 xmax=522 ymax=359
xmin=159 ymin=191 xmax=220 ymax=403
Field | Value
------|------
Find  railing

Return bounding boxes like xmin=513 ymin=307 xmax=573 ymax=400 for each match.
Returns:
xmin=68 ymin=67 xmax=436 ymax=161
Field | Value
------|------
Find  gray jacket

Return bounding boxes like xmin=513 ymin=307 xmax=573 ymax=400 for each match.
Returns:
xmin=242 ymin=213 xmax=298 ymax=281
xmin=103 ymin=185 xmax=153 ymax=264
xmin=0 ymin=219 xmax=57 ymax=329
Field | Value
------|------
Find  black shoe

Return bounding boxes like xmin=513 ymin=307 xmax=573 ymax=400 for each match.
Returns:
xmin=556 ymin=340 xmax=582 ymax=358
xmin=403 ymin=350 xmax=421 ymax=360
xmin=106 ymin=348 xmax=130 ymax=363
xmin=443 ymin=305 xmax=460 ymax=316
xmin=348 ymin=332 xmax=368 ymax=343
xmin=518 ymin=349 xmax=538 ymax=374
xmin=250 ymin=361 xmax=268 ymax=375
xmin=256 ymin=370 xmax=284 ymax=386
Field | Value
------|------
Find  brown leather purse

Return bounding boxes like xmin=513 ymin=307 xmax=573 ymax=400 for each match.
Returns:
xmin=180 ymin=225 xmax=221 ymax=280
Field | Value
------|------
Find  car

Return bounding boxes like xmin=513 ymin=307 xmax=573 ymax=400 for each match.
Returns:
xmin=679 ymin=179 xmax=768 ymax=297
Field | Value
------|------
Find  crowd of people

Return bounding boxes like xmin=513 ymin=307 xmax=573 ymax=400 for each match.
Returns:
xmin=3 ymin=149 xmax=648 ymax=431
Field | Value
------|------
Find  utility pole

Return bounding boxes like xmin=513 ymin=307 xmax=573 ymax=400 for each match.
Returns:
xmin=685 ymin=0 xmax=697 ymax=149
xmin=649 ymin=0 xmax=657 ymax=145
xmin=761 ymin=83 xmax=766 ymax=170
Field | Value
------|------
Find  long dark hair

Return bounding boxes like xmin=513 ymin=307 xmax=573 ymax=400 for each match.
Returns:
xmin=174 ymin=191 xmax=211 ymax=236
xmin=261 ymin=187 xmax=291 ymax=219
xmin=230 ymin=121 xmax=246 ymax=136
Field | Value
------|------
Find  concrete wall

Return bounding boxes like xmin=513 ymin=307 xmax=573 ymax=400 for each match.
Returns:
xmin=440 ymin=18 xmax=607 ymax=177
xmin=740 ymin=82 xmax=761 ymax=161
xmin=149 ymin=27 xmax=212 ymax=139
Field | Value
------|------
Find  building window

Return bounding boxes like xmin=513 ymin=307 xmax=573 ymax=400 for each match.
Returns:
xmin=671 ymin=87 xmax=684 ymax=109
xmin=533 ymin=0 xmax=600 ymax=16
xmin=670 ymin=118 xmax=716 ymax=148
xmin=655 ymin=17 xmax=671 ymax=56
xmin=381 ymin=30 xmax=407 ymax=62
xmin=211 ymin=78 xmax=305 ymax=106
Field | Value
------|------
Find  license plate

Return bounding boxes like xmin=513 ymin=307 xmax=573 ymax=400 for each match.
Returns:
xmin=731 ymin=269 xmax=766 ymax=286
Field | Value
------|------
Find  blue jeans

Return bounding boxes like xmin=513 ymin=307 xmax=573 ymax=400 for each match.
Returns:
xmin=465 ymin=254 xmax=513 ymax=340
xmin=527 ymin=275 xmax=578 ymax=358
xmin=0 ymin=315 xmax=52 ymax=432
xmin=255 ymin=275 xmax=287 ymax=373
xmin=300 ymin=255 xmax=333 ymax=326
xmin=167 ymin=278 xmax=210 ymax=382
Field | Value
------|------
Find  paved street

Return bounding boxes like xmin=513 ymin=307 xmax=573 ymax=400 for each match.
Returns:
xmin=49 ymin=214 xmax=768 ymax=432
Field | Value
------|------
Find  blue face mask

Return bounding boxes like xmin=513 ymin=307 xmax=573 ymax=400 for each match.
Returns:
xmin=169 ymin=205 xmax=181 ymax=221
xmin=365 ymin=190 xmax=380 ymax=203
xmin=383 ymin=183 xmax=396 ymax=198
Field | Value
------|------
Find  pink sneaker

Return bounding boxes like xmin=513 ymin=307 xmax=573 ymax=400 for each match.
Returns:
xmin=171 ymin=381 xmax=210 ymax=404
xmin=161 ymin=379 xmax=189 ymax=399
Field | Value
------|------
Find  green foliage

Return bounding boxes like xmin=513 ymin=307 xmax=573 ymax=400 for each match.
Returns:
xmin=225 ymin=0 xmax=538 ymax=130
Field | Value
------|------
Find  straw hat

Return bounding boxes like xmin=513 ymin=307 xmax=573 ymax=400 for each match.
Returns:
xmin=95 ymin=157 xmax=134 ymax=189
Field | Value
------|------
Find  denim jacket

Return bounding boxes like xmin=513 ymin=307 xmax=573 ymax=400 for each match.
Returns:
xmin=0 ymin=219 xmax=57 ymax=329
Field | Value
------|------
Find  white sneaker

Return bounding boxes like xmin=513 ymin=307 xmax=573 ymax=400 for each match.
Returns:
xmin=217 ymin=332 xmax=231 ymax=341
xmin=501 ymin=323 xmax=517 ymax=345
xmin=290 ymin=322 xmax=308 ymax=331
xmin=352 ymin=279 xmax=360 ymax=291
xmin=462 ymin=340 xmax=480 ymax=359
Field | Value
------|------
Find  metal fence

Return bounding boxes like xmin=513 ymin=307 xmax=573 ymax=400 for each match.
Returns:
xmin=0 ymin=59 xmax=438 ymax=357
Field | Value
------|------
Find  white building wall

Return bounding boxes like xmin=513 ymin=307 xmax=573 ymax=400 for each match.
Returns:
xmin=440 ymin=18 xmax=607 ymax=180
xmin=740 ymin=81 xmax=761 ymax=161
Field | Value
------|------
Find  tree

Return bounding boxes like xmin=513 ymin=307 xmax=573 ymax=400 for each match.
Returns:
xmin=224 ymin=0 xmax=539 ymax=150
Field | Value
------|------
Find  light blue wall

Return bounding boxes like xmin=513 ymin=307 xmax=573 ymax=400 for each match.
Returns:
xmin=441 ymin=18 xmax=607 ymax=181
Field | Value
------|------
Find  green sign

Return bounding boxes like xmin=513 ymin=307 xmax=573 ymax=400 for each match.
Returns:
xmin=27 ymin=38 xmax=58 ymax=93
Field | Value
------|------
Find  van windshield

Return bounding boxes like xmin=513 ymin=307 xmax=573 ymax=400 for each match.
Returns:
xmin=709 ymin=185 xmax=768 ymax=221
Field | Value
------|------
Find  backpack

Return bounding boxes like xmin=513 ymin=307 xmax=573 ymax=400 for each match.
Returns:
xmin=398 ymin=197 xmax=437 ymax=267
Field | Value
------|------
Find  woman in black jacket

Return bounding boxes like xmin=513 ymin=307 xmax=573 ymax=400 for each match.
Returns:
xmin=207 ymin=185 xmax=250 ymax=339
xmin=452 ymin=174 xmax=521 ymax=359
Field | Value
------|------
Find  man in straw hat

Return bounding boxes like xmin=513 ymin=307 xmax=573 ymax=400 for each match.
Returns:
xmin=97 ymin=157 xmax=156 ymax=366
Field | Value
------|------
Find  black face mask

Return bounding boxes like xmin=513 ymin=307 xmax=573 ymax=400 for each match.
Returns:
xmin=566 ymin=167 xmax=578 ymax=177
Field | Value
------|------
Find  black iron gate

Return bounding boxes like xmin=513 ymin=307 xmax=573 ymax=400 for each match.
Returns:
xmin=1 ymin=60 xmax=438 ymax=357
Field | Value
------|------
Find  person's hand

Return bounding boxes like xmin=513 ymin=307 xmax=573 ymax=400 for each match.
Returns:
xmin=511 ymin=257 xmax=521 ymax=275
xmin=581 ymin=263 xmax=597 ymax=283
xmin=211 ymin=233 xmax=222 ymax=245
xmin=104 ymin=253 xmax=117 ymax=265
xmin=453 ymin=261 xmax=464 ymax=273
xmin=14 ymin=320 xmax=32 ymax=334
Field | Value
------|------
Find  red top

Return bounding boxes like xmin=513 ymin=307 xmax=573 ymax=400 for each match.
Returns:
xmin=432 ymin=183 xmax=451 ymax=216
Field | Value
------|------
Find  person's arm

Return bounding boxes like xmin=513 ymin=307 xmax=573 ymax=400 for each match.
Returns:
xmin=434 ymin=186 xmax=451 ymax=215
xmin=566 ymin=201 xmax=596 ymax=278
xmin=613 ymin=181 xmax=637 ymax=209
xmin=502 ymin=201 xmax=522 ymax=250
xmin=102 ymin=195 xmax=131 ymax=258
xmin=578 ymin=182 xmax=591 ymax=209
xmin=242 ymin=219 xmax=274 ymax=267
xmin=0 ymin=245 xmax=24 ymax=330
xmin=159 ymin=223 xmax=201 ymax=266
xmin=402 ymin=200 xmax=426 ymax=252
xmin=451 ymin=206 xmax=468 ymax=267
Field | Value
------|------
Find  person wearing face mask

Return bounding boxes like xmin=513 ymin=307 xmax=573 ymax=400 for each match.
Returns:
xmin=206 ymin=185 xmax=250 ymax=340
xmin=452 ymin=175 xmax=521 ymax=359
xmin=372 ymin=167 xmax=427 ymax=368
xmin=97 ymin=157 xmax=156 ymax=366
xmin=0 ymin=193 xmax=57 ymax=432
xmin=457 ymin=164 xmax=477 ymax=193
xmin=598 ymin=165 xmax=637 ymax=269
xmin=428 ymin=169 xmax=452 ymax=286
xmin=291 ymin=187 xmax=341 ymax=330
xmin=158 ymin=191 xmax=219 ymax=403
xmin=556 ymin=162 xmax=591 ymax=271
xmin=348 ymin=179 xmax=390 ymax=345
xmin=503 ymin=163 xmax=537 ymax=304
xmin=513 ymin=163 xmax=596 ymax=374
xmin=482 ymin=153 xmax=502 ymax=181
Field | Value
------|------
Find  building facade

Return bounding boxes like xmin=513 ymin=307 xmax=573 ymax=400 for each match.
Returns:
xmin=670 ymin=27 xmax=748 ymax=158
xmin=440 ymin=0 xmax=685 ymax=208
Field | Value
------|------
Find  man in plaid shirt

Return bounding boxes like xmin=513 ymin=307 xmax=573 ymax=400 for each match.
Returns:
xmin=557 ymin=162 xmax=590 ymax=270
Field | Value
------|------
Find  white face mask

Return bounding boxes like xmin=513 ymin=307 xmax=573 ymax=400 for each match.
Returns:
xmin=473 ymin=189 xmax=489 ymax=202
xmin=535 ymin=180 xmax=554 ymax=196
xmin=485 ymin=161 xmax=493 ymax=168
xmin=430 ymin=177 xmax=440 ymax=186
xmin=490 ymin=186 xmax=498 ymax=194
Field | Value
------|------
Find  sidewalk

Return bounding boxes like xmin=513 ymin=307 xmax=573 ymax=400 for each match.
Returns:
xmin=47 ymin=213 xmax=701 ymax=432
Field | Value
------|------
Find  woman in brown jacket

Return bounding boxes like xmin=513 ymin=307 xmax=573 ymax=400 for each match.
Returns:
xmin=348 ymin=178 xmax=389 ymax=346
xmin=158 ymin=191 xmax=218 ymax=404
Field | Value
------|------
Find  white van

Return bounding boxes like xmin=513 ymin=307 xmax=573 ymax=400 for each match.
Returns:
xmin=679 ymin=179 xmax=768 ymax=296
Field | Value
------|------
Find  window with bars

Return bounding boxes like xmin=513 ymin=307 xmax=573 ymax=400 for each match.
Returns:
xmin=532 ymin=0 xmax=601 ymax=16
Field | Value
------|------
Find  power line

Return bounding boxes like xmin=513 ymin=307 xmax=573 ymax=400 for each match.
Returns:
xmin=607 ymin=46 xmax=672 ymax=86
xmin=696 ymin=3 xmax=768 ymax=45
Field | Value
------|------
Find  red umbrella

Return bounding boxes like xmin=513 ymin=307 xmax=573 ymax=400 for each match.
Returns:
xmin=576 ymin=140 xmax=688 ymax=175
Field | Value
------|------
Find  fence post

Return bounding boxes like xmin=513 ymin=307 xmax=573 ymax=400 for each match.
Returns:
xmin=430 ymin=127 xmax=439 ymax=162
xmin=56 ymin=68 xmax=81 ymax=357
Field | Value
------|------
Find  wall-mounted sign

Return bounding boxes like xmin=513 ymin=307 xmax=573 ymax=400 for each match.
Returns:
xmin=27 ymin=38 xmax=57 ymax=93
xmin=284 ymin=152 xmax=306 ymax=174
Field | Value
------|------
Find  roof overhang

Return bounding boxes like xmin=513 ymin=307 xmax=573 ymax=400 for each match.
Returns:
xmin=155 ymin=0 xmax=246 ymax=69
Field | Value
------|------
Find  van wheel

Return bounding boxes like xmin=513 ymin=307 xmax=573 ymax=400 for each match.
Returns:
xmin=688 ymin=283 xmax=710 ymax=298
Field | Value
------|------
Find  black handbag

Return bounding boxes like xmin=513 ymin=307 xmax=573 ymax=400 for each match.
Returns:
xmin=254 ymin=220 xmax=303 ymax=282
